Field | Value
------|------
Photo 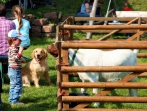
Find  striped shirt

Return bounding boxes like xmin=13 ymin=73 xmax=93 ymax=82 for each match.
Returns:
xmin=0 ymin=17 xmax=15 ymax=55
xmin=8 ymin=47 xmax=23 ymax=68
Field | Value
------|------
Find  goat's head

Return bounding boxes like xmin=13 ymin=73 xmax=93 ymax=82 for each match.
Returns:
xmin=46 ymin=44 xmax=59 ymax=58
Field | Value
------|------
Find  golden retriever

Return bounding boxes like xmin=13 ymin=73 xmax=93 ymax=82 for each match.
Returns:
xmin=21 ymin=48 xmax=53 ymax=87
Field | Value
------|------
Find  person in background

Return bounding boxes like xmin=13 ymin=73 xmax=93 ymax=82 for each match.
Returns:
xmin=76 ymin=0 xmax=104 ymax=17
xmin=7 ymin=29 xmax=26 ymax=105
xmin=123 ymin=2 xmax=133 ymax=37
xmin=123 ymin=2 xmax=133 ymax=11
xmin=45 ymin=0 xmax=52 ymax=6
xmin=0 ymin=4 xmax=15 ymax=111
xmin=12 ymin=5 xmax=31 ymax=56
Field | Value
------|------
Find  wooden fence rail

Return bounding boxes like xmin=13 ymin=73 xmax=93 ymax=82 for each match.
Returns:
xmin=62 ymin=96 xmax=147 ymax=103
xmin=61 ymin=82 xmax=147 ymax=88
xmin=61 ymin=25 xmax=147 ymax=30
xmin=61 ymin=66 xmax=147 ymax=72
xmin=60 ymin=41 xmax=147 ymax=49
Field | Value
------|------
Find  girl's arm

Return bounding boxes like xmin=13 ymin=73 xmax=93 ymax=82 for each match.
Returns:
xmin=18 ymin=46 xmax=24 ymax=55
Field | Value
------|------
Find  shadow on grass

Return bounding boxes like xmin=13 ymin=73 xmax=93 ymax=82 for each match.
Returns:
xmin=3 ymin=96 xmax=57 ymax=111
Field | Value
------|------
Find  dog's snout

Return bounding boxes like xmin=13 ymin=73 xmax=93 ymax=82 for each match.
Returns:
xmin=37 ymin=54 xmax=40 ymax=58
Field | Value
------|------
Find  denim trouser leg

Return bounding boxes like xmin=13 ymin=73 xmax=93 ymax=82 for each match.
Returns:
xmin=76 ymin=12 xmax=90 ymax=17
xmin=8 ymin=67 xmax=22 ymax=103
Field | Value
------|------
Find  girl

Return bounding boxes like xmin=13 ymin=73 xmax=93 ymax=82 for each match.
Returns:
xmin=76 ymin=0 xmax=103 ymax=17
xmin=12 ymin=5 xmax=31 ymax=55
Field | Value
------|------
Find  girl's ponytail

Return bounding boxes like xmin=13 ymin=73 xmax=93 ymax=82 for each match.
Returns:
xmin=12 ymin=5 xmax=23 ymax=30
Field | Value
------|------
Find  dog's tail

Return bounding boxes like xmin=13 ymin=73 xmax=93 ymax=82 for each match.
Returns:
xmin=133 ymin=49 xmax=139 ymax=55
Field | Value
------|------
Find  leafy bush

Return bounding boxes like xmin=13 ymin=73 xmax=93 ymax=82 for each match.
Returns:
xmin=0 ymin=0 xmax=11 ymax=4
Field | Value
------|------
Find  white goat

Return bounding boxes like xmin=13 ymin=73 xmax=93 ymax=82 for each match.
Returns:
xmin=68 ymin=49 xmax=138 ymax=106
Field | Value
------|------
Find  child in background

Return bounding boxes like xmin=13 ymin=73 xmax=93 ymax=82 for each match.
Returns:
xmin=12 ymin=5 xmax=31 ymax=55
xmin=76 ymin=0 xmax=103 ymax=17
xmin=123 ymin=2 xmax=133 ymax=11
xmin=7 ymin=29 xmax=26 ymax=105
xmin=123 ymin=2 xmax=133 ymax=37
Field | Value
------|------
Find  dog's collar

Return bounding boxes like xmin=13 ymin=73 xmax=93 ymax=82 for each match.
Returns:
xmin=69 ymin=49 xmax=78 ymax=66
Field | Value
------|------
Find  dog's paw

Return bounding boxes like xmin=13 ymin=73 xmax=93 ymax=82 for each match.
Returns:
xmin=35 ymin=85 xmax=40 ymax=88
xmin=23 ymin=84 xmax=30 ymax=87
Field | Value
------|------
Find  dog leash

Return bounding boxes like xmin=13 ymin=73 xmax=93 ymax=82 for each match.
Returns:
xmin=69 ymin=49 xmax=78 ymax=66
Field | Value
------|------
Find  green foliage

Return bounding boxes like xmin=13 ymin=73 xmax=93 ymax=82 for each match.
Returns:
xmin=24 ymin=0 xmax=147 ymax=20
xmin=0 ymin=0 xmax=11 ymax=4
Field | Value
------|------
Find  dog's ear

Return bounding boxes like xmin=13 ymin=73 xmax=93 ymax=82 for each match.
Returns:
xmin=43 ymin=49 xmax=48 ymax=59
xmin=31 ymin=49 xmax=35 ymax=58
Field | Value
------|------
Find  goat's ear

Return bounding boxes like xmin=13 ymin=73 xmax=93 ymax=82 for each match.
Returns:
xmin=46 ymin=44 xmax=59 ymax=58
xmin=46 ymin=44 xmax=52 ymax=53
xmin=31 ymin=49 xmax=35 ymax=58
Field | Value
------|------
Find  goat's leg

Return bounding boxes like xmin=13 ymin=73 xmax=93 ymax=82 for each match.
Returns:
xmin=129 ymin=89 xmax=137 ymax=97
xmin=90 ymin=78 xmax=100 ymax=107
xmin=129 ymin=77 xmax=138 ymax=97
xmin=81 ymin=80 xmax=86 ymax=93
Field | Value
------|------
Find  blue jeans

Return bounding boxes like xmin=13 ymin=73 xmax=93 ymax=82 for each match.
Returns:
xmin=76 ymin=12 xmax=90 ymax=17
xmin=0 ymin=55 xmax=8 ymax=59
xmin=8 ymin=67 xmax=22 ymax=104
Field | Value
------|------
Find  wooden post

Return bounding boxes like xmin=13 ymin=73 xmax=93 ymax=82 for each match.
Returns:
xmin=68 ymin=17 xmax=74 ymax=40
xmin=57 ymin=42 xmax=62 ymax=111
xmin=62 ymin=48 xmax=69 ymax=109
xmin=137 ymin=17 xmax=141 ymax=41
